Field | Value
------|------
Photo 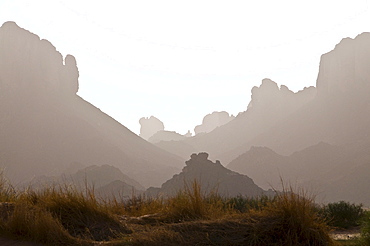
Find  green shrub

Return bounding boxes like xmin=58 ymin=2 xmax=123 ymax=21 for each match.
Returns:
xmin=320 ymin=201 xmax=364 ymax=229
xmin=359 ymin=211 xmax=370 ymax=245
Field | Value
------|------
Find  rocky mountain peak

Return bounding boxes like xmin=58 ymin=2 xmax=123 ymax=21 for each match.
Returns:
xmin=0 ymin=21 xmax=79 ymax=97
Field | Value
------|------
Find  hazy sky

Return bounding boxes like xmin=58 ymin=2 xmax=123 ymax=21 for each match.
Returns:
xmin=1 ymin=1 xmax=369 ymax=135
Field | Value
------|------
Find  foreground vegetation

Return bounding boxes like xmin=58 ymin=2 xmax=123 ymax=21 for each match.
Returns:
xmin=0 ymin=176 xmax=368 ymax=245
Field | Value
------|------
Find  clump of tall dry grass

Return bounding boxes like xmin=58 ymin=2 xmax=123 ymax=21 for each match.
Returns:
xmin=0 ymin=170 xmax=16 ymax=202
xmin=118 ymin=180 xmax=228 ymax=222
xmin=0 ymin=183 xmax=132 ymax=245
xmin=130 ymin=184 xmax=335 ymax=246
xmin=1 ymin=203 xmax=77 ymax=245
xmin=23 ymin=186 xmax=132 ymax=241
xmin=242 ymin=186 xmax=334 ymax=245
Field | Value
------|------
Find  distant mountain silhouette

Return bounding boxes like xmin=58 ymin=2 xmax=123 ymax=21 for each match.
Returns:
xmin=227 ymin=141 xmax=370 ymax=205
xmin=139 ymin=116 xmax=164 ymax=140
xmin=0 ymin=22 xmax=183 ymax=187
xmin=146 ymin=152 xmax=271 ymax=198
xmin=148 ymin=130 xmax=187 ymax=143
xmin=95 ymin=180 xmax=140 ymax=200
xmin=27 ymin=164 xmax=145 ymax=199
xmin=194 ymin=111 xmax=235 ymax=135
xmin=227 ymin=142 xmax=344 ymax=189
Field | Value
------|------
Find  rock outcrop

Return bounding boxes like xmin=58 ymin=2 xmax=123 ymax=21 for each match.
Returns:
xmin=0 ymin=21 xmax=79 ymax=97
xmin=248 ymin=79 xmax=316 ymax=123
xmin=147 ymin=153 xmax=269 ymax=198
xmin=194 ymin=111 xmax=235 ymax=135
xmin=139 ymin=116 xmax=164 ymax=140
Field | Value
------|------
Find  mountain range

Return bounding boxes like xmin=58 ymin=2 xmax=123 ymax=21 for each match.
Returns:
xmin=2 ymin=21 xmax=370 ymax=205
xmin=154 ymin=33 xmax=370 ymax=165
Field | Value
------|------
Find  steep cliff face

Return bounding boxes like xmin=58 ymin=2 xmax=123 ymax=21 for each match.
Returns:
xmin=316 ymin=32 xmax=370 ymax=100
xmin=0 ymin=22 xmax=183 ymax=187
xmin=0 ymin=21 xmax=78 ymax=97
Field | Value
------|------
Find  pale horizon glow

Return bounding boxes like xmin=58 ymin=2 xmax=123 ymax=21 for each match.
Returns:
xmin=1 ymin=1 xmax=369 ymax=135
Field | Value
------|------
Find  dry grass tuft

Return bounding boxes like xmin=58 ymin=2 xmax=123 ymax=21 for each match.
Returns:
xmin=119 ymin=180 xmax=228 ymax=223
xmin=242 ymin=186 xmax=334 ymax=245
xmin=22 ymin=185 xmax=132 ymax=241
xmin=0 ymin=170 xmax=17 ymax=202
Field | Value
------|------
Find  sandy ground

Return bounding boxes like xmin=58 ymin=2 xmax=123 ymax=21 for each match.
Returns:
xmin=330 ymin=228 xmax=361 ymax=240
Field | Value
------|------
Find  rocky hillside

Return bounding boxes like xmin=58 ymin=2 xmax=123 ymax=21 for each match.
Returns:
xmin=147 ymin=152 xmax=271 ymax=198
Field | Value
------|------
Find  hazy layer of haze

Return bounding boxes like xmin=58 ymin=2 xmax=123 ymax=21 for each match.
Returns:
xmin=1 ymin=1 xmax=369 ymax=134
